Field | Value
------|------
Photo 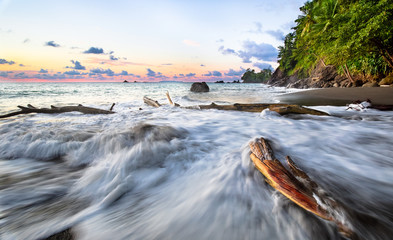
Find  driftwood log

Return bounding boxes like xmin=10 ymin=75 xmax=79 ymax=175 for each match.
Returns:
xmin=144 ymin=94 xmax=329 ymax=116
xmin=249 ymin=137 xmax=357 ymax=239
xmin=195 ymin=102 xmax=328 ymax=115
xmin=0 ymin=104 xmax=115 ymax=119
xmin=143 ymin=96 xmax=161 ymax=108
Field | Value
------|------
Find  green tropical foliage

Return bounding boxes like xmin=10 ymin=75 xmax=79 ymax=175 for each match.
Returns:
xmin=278 ymin=0 xmax=393 ymax=80
xmin=241 ymin=68 xmax=272 ymax=83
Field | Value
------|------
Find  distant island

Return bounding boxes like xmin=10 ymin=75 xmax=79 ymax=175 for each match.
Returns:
xmin=214 ymin=80 xmax=240 ymax=83
xmin=241 ymin=69 xmax=272 ymax=83
xmin=159 ymin=80 xmax=184 ymax=83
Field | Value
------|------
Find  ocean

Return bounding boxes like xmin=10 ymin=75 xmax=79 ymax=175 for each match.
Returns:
xmin=1 ymin=82 xmax=393 ymax=240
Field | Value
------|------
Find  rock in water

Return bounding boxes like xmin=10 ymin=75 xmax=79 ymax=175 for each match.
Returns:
xmin=44 ymin=228 xmax=74 ymax=240
xmin=190 ymin=82 xmax=210 ymax=92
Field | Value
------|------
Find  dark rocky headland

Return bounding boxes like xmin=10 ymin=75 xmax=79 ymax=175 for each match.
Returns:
xmin=266 ymin=61 xmax=393 ymax=89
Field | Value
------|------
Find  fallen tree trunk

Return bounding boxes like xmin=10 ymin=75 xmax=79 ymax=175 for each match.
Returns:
xmin=0 ymin=104 xmax=115 ymax=119
xmin=249 ymin=137 xmax=357 ymax=239
xmin=144 ymin=94 xmax=329 ymax=116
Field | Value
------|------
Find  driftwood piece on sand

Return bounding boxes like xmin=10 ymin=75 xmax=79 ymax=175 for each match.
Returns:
xmin=0 ymin=104 xmax=115 ymax=119
xmin=249 ymin=137 xmax=356 ymax=239
xmin=143 ymin=94 xmax=329 ymax=116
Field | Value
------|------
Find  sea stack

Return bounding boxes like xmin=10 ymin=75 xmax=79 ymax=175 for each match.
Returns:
xmin=190 ymin=82 xmax=210 ymax=92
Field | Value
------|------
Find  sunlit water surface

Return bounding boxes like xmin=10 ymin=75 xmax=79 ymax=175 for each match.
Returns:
xmin=0 ymin=82 xmax=392 ymax=240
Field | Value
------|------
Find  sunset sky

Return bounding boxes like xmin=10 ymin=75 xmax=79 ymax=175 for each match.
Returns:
xmin=0 ymin=0 xmax=305 ymax=82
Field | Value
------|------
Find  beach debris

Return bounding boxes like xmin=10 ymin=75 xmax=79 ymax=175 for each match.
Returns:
xmin=195 ymin=103 xmax=329 ymax=115
xmin=249 ymin=137 xmax=356 ymax=239
xmin=190 ymin=82 xmax=210 ymax=92
xmin=346 ymin=99 xmax=393 ymax=111
xmin=144 ymin=93 xmax=329 ymax=116
xmin=166 ymin=91 xmax=180 ymax=107
xmin=0 ymin=104 xmax=115 ymax=119
xmin=109 ymin=103 xmax=116 ymax=111
xmin=143 ymin=96 xmax=161 ymax=108
xmin=346 ymin=99 xmax=372 ymax=111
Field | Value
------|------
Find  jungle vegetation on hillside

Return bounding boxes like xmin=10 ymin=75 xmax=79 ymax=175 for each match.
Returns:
xmin=278 ymin=0 xmax=393 ymax=81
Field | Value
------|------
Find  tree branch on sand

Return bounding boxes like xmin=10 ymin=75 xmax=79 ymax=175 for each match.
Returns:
xmin=0 ymin=104 xmax=115 ymax=119
xmin=144 ymin=93 xmax=329 ymax=116
xmin=249 ymin=137 xmax=358 ymax=239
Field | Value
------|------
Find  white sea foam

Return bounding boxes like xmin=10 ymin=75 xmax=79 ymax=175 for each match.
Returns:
xmin=1 ymin=83 xmax=392 ymax=240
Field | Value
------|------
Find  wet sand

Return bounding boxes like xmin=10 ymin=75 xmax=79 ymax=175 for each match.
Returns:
xmin=276 ymin=87 xmax=393 ymax=106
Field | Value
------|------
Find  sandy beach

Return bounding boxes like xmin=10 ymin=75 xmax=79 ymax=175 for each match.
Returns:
xmin=276 ymin=87 xmax=393 ymax=106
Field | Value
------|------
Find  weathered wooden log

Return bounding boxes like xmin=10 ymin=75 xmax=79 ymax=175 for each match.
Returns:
xmin=144 ymin=95 xmax=329 ymax=116
xmin=166 ymin=91 xmax=180 ymax=107
xmin=249 ymin=137 xmax=356 ymax=239
xmin=196 ymin=103 xmax=329 ymax=115
xmin=0 ymin=104 xmax=115 ymax=119
xmin=143 ymin=96 xmax=161 ymax=108
xmin=109 ymin=103 xmax=115 ymax=111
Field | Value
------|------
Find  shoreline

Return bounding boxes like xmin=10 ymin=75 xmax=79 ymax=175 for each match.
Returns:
xmin=275 ymin=87 xmax=393 ymax=106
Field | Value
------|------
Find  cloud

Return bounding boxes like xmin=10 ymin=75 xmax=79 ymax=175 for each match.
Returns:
xmin=86 ymin=57 xmax=152 ymax=67
xmin=216 ymin=39 xmax=224 ymax=43
xmin=117 ymin=70 xmax=135 ymax=76
xmin=161 ymin=63 xmax=173 ymax=66
xmin=84 ymin=47 xmax=104 ymax=54
xmin=147 ymin=68 xmax=156 ymax=77
xmin=67 ymin=60 xmax=86 ymax=70
xmin=19 ymin=64 xmax=25 ymax=67
xmin=0 ymin=59 xmax=15 ymax=65
xmin=119 ymin=70 xmax=128 ymax=76
xmin=89 ymin=68 xmax=114 ymax=76
xmin=14 ymin=72 xmax=28 ymax=79
xmin=204 ymin=71 xmax=222 ymax=77
xmin=23 ymin=38 xmax=30 ymax=44
xmin=218 ymin=46 xmax=237 ymax=55
xmin=64 ymin=70 xmax=83 ymax=75
xmin=248 ymin=22 xmax=263 ymax=34
xmin=45 ymin=41 xmax=60 ymax=47
xmin=0 ymin=28 xmax=12 ymax=34
xmin=225 ymin=68 xmax=245 ymax=76
xmin=266 ymin=30 xmax=285 ymax=41
xmin=219 ymin=41 xmax=278 ymax=63
xmin=186 ymin=73 xmax=196 ymax=77
xmin=238 ymin=41 xmax=278 ymax=63
xmin=200 ymin=64 xmax=205 ymax=67
xmin=0 ymin=71 xmax=9 ymax=77
xmin=253 ymin=62 xmax=273 ymax=70
xmin=39 ymin=69 xmax=48 ymax=73
xmin=183 ymin=39 xmax=200 ymax=47
xmin=146 ymin=68 xmax=166 ymax=78
xmin=33 ymin=73 xmax=67 ymax=80
xmin=110 ymin=55 xmax=119 ymax=61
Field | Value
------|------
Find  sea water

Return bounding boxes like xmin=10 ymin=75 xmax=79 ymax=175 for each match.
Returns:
xmin=0 ymin=82 xmax=393 ymax=240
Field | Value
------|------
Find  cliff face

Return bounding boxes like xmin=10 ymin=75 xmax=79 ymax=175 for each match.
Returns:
xmin=267 ymin=62 xmax=352 ymax=88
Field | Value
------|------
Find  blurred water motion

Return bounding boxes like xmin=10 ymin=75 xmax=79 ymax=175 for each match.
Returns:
xmin=1 ymin=83 xmax=392 ymax=240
